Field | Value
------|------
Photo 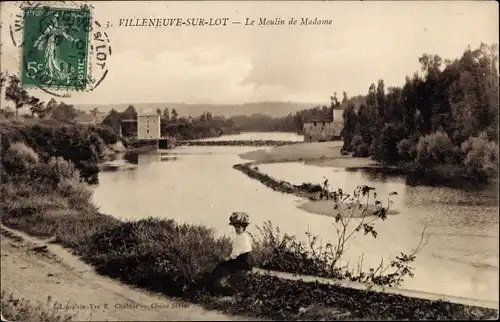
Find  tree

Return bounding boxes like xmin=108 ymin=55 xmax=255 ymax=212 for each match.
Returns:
xmin=340 ymin=103 xmax=357 ymax=151
xmin=46 ymin=98 xmax=58 ymax=118
xmin=5 ymin=75 xmax=31 ymax=119
xmin=156 ymin=108 xmax=162 ymax=116
xmin=162 ymin=108 xmax=170 ymax=121
xmin=122 ymin=105 xmax=137 ymax=120
xmin=376 ymin=80 xmax=386 ymax=123
xmin=28 ymin=97 xmax=49 ymax=118
xmin=0 ymin=71 xmax=6 ymax=92
xmin=342 ymin=91 xmax=348 ymax=105
xmin=171 ymin=108 xmax=178 ymax=121
xmin=103 ymin=109 xmax=122 ymax=133
xmin=330 ymin=93 xmax=340 ymax=107
xmin=51 ymin=102 xmax=78 ymax=122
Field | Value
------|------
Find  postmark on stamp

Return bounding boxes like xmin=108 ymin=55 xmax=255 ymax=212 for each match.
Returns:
xmin=9 ymin=1 xmax=112 ymax=97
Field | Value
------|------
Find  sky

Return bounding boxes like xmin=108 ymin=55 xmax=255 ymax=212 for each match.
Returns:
xmin=0 ymin=0 xmax=498 ymax=107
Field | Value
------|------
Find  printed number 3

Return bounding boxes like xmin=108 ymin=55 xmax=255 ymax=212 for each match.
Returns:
xmin=26 ymin=62 xmax=44 ymax=79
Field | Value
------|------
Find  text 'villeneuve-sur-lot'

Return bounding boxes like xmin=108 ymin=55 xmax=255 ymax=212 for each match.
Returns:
xmin=117 ymin=17 xmax=333 ymax=27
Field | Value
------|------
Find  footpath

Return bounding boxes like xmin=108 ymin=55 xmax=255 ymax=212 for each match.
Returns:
xmin=0 ymin=225 xmax=252 ymax=321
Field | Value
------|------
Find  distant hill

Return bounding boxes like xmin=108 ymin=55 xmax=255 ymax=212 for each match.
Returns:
xmin=74 ymin=101 xmax=326 ymax=118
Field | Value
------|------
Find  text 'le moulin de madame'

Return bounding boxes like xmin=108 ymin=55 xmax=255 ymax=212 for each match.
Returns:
xmin=118 ymin=17 xmax=333 ymax=27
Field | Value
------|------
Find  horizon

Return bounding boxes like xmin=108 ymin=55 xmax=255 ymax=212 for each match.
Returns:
xmin=1 ymin=1 xmax=498 ymax=108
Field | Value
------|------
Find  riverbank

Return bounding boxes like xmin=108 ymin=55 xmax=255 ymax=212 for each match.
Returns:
xmin=1 ymin=223 xmax=497 ymax=321
xmin=238 ymin=141 xmax=496 ymax=189
xmin=178 ymin=140 xmax=301 ymax=147
xmin=2 ymin=127 xmax=498 ymax=320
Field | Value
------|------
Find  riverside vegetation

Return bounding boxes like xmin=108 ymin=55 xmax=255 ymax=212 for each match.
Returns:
xmin=340 ymin=44 xmax=499 ymax=184
xmin=1 ymin=119 xmax=498 ymax=321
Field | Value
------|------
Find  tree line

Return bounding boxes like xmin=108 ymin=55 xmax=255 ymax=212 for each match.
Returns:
xmin=340 ymin=43 xmax=498 ymax=180
xmin=0 ymin=74 xmax=240 ymax=140
xmin=102 ymin=105 xmax=240 ymax=140
xmin=228 ymin=93 xmax=364 ymax=133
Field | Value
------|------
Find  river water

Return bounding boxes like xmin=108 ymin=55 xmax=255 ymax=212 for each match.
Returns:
xmin=92 ymin=132 xmax=499 ymax=302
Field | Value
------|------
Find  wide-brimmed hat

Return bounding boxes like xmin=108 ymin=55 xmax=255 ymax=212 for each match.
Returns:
xmin=229 ymin=212 xmax=250 ymax=226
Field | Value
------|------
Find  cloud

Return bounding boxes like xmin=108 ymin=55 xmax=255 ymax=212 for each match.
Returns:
xmin=1 ymin=1 xmax=498 ymax=106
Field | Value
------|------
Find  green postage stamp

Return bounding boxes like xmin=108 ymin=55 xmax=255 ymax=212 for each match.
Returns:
xmin=21 ymin=6 xmax=91 ymax=91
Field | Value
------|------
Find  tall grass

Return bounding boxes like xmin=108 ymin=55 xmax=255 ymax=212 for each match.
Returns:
xmin=0 ymin=291 xmax=74 ymax=322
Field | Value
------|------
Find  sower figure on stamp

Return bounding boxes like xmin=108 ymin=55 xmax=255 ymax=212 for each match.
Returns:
xmin=33 ymin=13 xmax=75 ymax=81
xmin=207 ymin=212 xmax=254 ymax=294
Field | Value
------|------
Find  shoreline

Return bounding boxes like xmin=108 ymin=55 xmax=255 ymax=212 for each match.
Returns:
xmin=3 ymin=130 xmax=498 ymax=320
xmin=233 ymin=162 xmax=399 ymax=218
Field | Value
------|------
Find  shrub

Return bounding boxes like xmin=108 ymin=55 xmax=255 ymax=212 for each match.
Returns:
xmin=91 ymin=124 xmax=119 ymax=145
xmin=461 ymin=131 xmax=499 ymax=177
xmin=415 ymin=131 xmax=457 ymax=167
xmin=351 ymin=135 xmax=369 ymax=157
xmin=1 ymin=142 xmax=40 ymax=183
xmin=372 ymin=123 xmax=407 ymax=164
xmin=84 ymin=218 xmax=231 ymax=295
xmin=396 ymin=138 xmax=416 ymax=162
xmin=0 ymin=120 xmax=119 ymax=183
xmin=252 ymin=184 xmax=430 ymax=288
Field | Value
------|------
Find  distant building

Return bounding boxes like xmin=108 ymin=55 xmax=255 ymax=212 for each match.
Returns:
xmin=303 ymin=107 xmax=344 ymax=142
xmin=137 ymin=113 xmax=161 ymax=140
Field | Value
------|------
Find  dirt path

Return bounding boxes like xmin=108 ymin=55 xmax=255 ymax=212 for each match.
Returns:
xmin=0 ymin=225 xmax=251 ymax=321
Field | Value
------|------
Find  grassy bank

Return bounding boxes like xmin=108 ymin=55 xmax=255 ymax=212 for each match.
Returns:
xmin=1 ymin=122 xmax=497 ymax=320
xmin=233 ymin=162 xmax=399 ymax=218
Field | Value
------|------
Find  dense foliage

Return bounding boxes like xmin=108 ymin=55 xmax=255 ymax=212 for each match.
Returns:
xmin=0 ymin=120 xmax=119 ymax=183
xmin=340 ymin=44 xmax=499 ymax=180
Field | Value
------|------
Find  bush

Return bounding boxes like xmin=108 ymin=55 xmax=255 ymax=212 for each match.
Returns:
xmin=396 ymin=138 xmax=416 ymax=162
xmin=415 ymin=131 xmax=457 ymax=167
xmin=461 ymin=132 xmax=499 ymax=177
xmin=252 ymin=185 xmax=430 ymax=288
xmin=83 ymin=218 xmax=231 ymax=295
xmin=350 ymin=135 xmax=369 ymax=157
xmin=90 ymin=124 xmax=119 ymax=145
xmin=0 ymin=120 xmax=117 ymax=183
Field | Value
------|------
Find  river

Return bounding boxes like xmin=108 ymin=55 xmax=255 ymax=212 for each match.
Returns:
xmin=92 ymin=132 xmax=499 ymax=303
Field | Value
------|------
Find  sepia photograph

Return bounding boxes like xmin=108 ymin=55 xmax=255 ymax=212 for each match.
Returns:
xmin=0 ymin=0 xmax=498 ymax=321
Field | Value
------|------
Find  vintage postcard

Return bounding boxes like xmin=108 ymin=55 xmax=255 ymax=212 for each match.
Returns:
xmin=0 ymin=0 xmax=498 ymax=321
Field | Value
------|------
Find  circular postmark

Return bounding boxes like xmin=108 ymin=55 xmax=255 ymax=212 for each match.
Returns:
xmin=9 ymin=1 xmax=112 ymax=97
